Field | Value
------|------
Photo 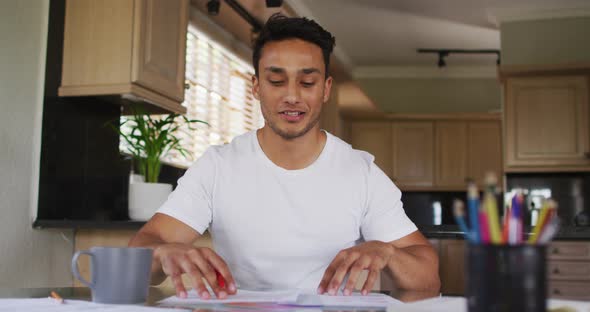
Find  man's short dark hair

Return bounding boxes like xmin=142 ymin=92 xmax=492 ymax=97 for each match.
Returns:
xmin=252 ymin=13 xmax=336 ymax=78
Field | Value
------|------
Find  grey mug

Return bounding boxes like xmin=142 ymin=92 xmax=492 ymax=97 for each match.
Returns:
xmin=71 ymin=246 xmax=153 ymax=304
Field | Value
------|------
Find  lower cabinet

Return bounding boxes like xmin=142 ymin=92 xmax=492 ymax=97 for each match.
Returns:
xmin=438 ymin=239 xmax=466 ymax=295
xmin=547 ymin=242 xmax=590 ymax=300
xmin=431 ymin=239 xmax=590 ymax=299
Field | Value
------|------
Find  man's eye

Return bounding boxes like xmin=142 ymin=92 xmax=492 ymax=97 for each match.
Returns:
xmin=269 ymin=80 xmax=284 ymax=85
xmin=301 ymin=82 xmax=315 ymax=87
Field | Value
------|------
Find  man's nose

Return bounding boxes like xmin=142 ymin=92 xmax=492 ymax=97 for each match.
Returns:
xmin=284 ymin=81 xmax=301 ymax=104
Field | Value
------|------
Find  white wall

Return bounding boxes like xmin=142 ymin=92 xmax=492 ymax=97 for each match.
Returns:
xmin=0 ymin=0 xmax=73 ymax=287
xmin=501 ymin=17 xmax=590 ymax=66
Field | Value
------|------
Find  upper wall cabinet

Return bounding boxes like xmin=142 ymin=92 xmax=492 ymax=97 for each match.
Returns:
xmin=343 ymin=112 xmax=502 ymax=191
xmin=392 ymin=122 xmax=434 ymax=187
xmin=504 ymin=75 xmax=590 ymax=171
xmin=349 ymin=122 xmax=392 ymax=176
xmin=59 ymin=0 xmax=189 ymax=114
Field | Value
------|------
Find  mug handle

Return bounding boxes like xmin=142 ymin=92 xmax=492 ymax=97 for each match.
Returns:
xmin=71 ymin=250 xmax=95 ymax=288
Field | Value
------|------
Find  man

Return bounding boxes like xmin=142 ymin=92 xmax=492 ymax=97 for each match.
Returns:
xmin=129 ymin=14 xmax=440 ymax=300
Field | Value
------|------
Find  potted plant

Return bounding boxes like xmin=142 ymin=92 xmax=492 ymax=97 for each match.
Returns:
xmin=114 ymin=106 xmax=207 ymax=220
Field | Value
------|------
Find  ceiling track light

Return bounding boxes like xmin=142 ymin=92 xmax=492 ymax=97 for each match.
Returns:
xmin=265 ymin=0 xmax=283 ymax=7
xmin=417 ymin=49 xmax=501 ymax=68
xmin=206 ymin=0 xmax=283 ymax=33
xmin=207 ymin=0 xmax=220 ymax=15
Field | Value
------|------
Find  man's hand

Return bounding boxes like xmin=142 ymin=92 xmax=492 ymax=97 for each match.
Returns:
xmin=317 ymin=241 xmax=394 ymax=296
xmin=154 ymin=243 xmax=237 ymax=299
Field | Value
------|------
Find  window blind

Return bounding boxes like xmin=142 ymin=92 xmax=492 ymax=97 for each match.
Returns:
xmin=120 ymin=24 xmax=264 ymax=168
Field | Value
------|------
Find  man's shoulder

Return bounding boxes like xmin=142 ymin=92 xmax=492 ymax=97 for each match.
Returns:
xmin=326 ymin=131 xmax=375 ymax=170
xmin=205 ymin=130 xmax=257 ymax=160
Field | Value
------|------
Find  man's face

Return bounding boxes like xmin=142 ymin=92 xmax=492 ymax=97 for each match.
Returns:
xmin=253 ymin=39 xmax=332 ymax=140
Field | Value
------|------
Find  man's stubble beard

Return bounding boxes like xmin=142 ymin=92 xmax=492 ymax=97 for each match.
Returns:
xmin=261 ymin=106 xmax=322 ymax=140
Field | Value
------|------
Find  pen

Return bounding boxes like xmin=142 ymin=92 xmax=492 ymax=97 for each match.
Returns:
xmin=467 ymin=182 xmax=480 ymax=243
xmin=453 ymin=199 xmax=472 ymax=242
xmin=215 ymin=269 xmax=226 ymax=289
xmin=537 ymin=216 xmax=560 ymax=245
xmin=502 ymin=204 xmax=510 ymax=244
xmin=529 ymin=199 xmax=557 ymax=244
xmin=484 ymin=173 xmax=502 ymax=244
xmin=479 ymin=211 xmax=490 ymax=244
xmin=508 ymin=191 xmax=523 ymax=245
xmin=49 ymin=291 xmax=64 ymax=304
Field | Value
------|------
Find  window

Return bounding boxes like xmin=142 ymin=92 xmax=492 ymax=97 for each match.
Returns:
xmin=120 ymin=25 xmax=264 ymax=168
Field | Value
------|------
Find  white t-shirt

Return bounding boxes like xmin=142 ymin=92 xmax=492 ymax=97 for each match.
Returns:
xmin=157 ymin=130 xmax=417 ymax=290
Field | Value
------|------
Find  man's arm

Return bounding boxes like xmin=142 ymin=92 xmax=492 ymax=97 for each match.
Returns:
xmin=384 ymin=231 xmax=440 ymax=291
xmin=317 ymin=231 xmax=440 ymax=295
xmin=129 ymin=213 xmax=236 ymax=299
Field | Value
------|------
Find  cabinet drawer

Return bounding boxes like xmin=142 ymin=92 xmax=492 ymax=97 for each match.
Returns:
xmin=548 ymin=261 xmax=590 ymax=280
xmin=547 ymin=242 xmax=590 ymax=260
xmin=548 ymin=281 xmax=590 ymax=300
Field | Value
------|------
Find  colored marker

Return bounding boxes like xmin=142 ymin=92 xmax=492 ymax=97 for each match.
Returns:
xmin=216 ymin=270 xmax=226 ymax=289
xmin=484 ymin=172 xmax=502 ymax=244
xmin=467 ymin=182 xmax=480 ymax=243
xmin=453 ymin=199 xmax=472 ymax=242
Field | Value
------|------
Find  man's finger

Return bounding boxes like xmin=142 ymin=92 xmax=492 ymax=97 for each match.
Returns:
xmin=361 ymin=269 xmax=380 ymax=295
xmin=343 ymin=256 xmax=371 ymax=295
xmin=317 ymin=256 xmax=345 ymax=294
xmin=170 ymin=273 xmax=187 ymax=298
xmin=203 ymin=249 xmax=238 ymax=295
xmin=327 ymin=252 xmax=361 ymax=295
xmin=161 ymin=257 xmax=187 ymax=298
xmin=176 ymin=256 xmax=210 ymax=299
xmin=189 ymin=250 xmax=227 ymax=299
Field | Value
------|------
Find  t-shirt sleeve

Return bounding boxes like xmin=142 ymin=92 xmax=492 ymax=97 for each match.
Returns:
xmin=360 ymin=162 xmax=418 ymax=242
xmin=156 ymin=148 xmax=217 ymax=234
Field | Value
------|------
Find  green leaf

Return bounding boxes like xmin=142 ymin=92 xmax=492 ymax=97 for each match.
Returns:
xmin=109 ymin=103 xmax=207 ymax=182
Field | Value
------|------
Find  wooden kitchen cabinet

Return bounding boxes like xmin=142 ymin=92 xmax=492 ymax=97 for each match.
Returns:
xmin=392 ymin=122 xmax=434 ymax=187
xmin=504 ymin=75 xmax=590 ymax=171
xmin=435 ymin=122 xmax=468 ymax=188
xmin=547 ymin=241 xmax=590 ymax=300
xmin=436 ymin=121 xmax=503 ymax=189
xmin=343 ymin=112 xmax=501 ymax=191
xmin=468 ymin=121 xmax=503 ymax=187
xmin=349 ymin=121 xmax=393 ymax=176
xmin=415 ymin=238 xmax=466 ymax=295
xmin=59 ymin=0 xmax=189 ymax=114
xmin=439 ymin=239 xmax=466 ymax=295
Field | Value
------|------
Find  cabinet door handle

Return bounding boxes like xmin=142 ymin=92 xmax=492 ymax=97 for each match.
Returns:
xmin=552 ymin=268 xmax=560 ymax=274
xmin=552 ymin=248 xmax=560 ymax=254
xmin=553 ymin=289 xmax=561 ymax=295
xmin=184 ymin=83 xmax=191 ymax=90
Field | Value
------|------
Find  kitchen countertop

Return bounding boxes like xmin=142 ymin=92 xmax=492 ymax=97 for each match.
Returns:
xmin=33 ymin=219 xmax=590 ymax=240
xmin=33 ymin=219 xmax=146 ymax=230
xmin=419 ymin=225 xmax=590 ymax=241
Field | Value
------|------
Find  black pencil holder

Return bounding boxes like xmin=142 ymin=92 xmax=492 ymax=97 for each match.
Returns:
xmin=465 ymin=244 xmax=547 ymax=312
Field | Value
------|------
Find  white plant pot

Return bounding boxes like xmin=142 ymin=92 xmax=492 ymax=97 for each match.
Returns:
xmin=128 ymin=182 xmax=172 ymax=221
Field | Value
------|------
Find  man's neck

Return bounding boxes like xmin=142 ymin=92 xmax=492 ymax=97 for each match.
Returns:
xmin=257 ymin=126 xmax=327 ymax=170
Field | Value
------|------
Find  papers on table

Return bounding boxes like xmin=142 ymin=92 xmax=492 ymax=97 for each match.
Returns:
xmin=159 ymin=289 xmax=299 ymax=305
xmin=158 ymin=289 xmax=401 ymax=309
xmin=0 ymin=298 xmax=181 ymax=312
xmin=386 ymin=297 xmax=590 ymax=312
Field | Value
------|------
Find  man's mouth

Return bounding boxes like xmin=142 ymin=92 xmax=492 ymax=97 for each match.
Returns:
xmin=280 ymin=110 xmax=306 ymax=121
xmin=281 ymin=111 xmax=305 ymax=116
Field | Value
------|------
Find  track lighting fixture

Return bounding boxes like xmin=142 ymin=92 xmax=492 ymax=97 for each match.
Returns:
xmin=418 ymin=49 xmax=501 ymax=67
xmin=437 ymin=51 xmax=449 ymax=68
xmin=265 ymin=0 xmax=283 ymax=7
xmin=206 ymin=0 xmax=269 ymax=33
xmin=207 ymin=0 xmax=220 ymax=15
